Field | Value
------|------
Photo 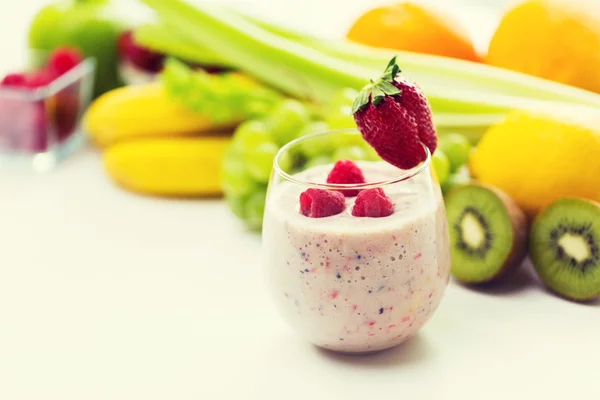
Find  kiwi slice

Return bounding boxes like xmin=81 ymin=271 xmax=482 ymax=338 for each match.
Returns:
xmin=530 ymin=198 xmax=600 ymax=301
xmin=445 ymin=184 xmax=528 ymax=283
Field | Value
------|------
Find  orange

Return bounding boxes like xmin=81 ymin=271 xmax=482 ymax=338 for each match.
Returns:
xmin=346 ymin=2 xmax=481 ymax=62
xmin=486 ymin=0 xmax=600 ymax=93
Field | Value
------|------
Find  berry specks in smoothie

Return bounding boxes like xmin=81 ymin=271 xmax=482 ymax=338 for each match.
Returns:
xmin=326 ymin=160 xmax=366 ymax=197
xmin=299 ymin=188 xmax=345 ymax=218
xmin=352 ymin=188 xmax=394 ymax=217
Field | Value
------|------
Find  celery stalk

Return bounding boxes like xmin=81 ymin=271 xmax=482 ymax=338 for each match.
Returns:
xmin=140 ymin=0 xmax=372 ymax=104
xmin=141 ymin=0 xmax=600 ymax=134
xmin=134 ymin=23 xmax=232 ymax=67
xmin=245 ymin=15 xmax=600 ymax=109
xmin=138 ymin=3 xmax=600 ymax=111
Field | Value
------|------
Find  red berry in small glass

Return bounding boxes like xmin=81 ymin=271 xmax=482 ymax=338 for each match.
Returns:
xmin=352 ymin=188 xmax=394 ymax=218
xmin=352 ymin=57 xmax=437 ymax=170
xmin=47 ymin=47 xmax=83 ymax=76
xmin=299 ymin=188 xmax=346 ymax=218
xmin=117 ymin=30 xmax=165 ymax=73
xmin=54 ymin=89 xmax=80 ymax=142
xmin=25 ymin=70 xmax=57 ymax=89
xmin=326 ymin=159 xmax=366 ymax=197
xmin=0 ymin=99 xmax=20 ymax=149
xmin=17 ymin=101 xmax=48 ymax=152
xmin=1 ymin=73 xmax=27 ymax=87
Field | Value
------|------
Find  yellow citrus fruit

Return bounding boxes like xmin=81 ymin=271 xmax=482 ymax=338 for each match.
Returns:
xmin=347 ymin=2 xmax=481 ymax=62
xmin=469 ymin=109 xmax=600 ymax=217
xmin=486 ymin=0 xmax=600 ymax=93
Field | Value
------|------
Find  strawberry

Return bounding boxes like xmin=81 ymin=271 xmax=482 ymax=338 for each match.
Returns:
xmin=326 ymin=160 xmax=366 ymax=197
xmin=299 ymin=188 xmax=346 ymax=218
xmin=352 ymin=57 xmax=437 ymax=170
xmin=352 ymin=188 xmax=394 ymax=218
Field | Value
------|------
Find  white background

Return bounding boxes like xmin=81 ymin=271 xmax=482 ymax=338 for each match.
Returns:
xmin=1 ymin=1 xmax=599 ymax=400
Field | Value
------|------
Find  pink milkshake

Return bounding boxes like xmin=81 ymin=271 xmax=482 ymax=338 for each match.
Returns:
xmin=262 ymin=154 xmax=450 ymax=353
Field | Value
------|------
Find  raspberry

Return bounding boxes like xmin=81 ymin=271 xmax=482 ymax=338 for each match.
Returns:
xmin=326 ymin=159 xmax=366 ymax=197
xmin=17 ymin=101 xmax=48 ymax=152
xmin=1 ymin=73 xmax=27 ymax=87
xmin=54 ymin=89 xmax=80 ymax=141
xmin=47 ymin=47 xmax=83 ymax=76
xmin=25 ymin=70 xmax=57 ymax=89
xmin=299 ymin=188 xmax=346 ymax=218
xmin=352 ymin=188 xmax=394 ymax=218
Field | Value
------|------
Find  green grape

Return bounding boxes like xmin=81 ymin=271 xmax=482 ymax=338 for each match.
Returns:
xmin=244 ymin=141 xmax=279 ymax=182
xmin=325 ymin=105 xmax=356 ymax=130
xmin=331 ymin=130 xmax=366 ymax=147
xmin=330 ymin=88 xmax=359 ymax=109
xmin=231 ymin=120 xmax=270 ymax=151
xmin=362 ymin=144 xmax=382 ymax=161
xmin=244 ymin=187 xmax=268 ymax=230
xmin=438 ymin=133 xmax=472 ymax=172
xmin=221 ymin=148 xmax=257 ymax=197
xmin=297 ymin=121 xmax=335 ymax=158
xmin=432 ymin=149 xmax=451 ymax=186
xmin=267 ymin=99 xmax=311 ymax=146
xmin=333 ymin=145 xmax=367 ymax=162
xmin=305 ymin=155 xmax=334 ymax=169
xmin=441 ymin=166 xmax=472 ymax=195
xmin=276 ymin=147 xmax=294 ymax=174
xmin=225 ymin=194 xmax=248 ymax=220
xmin=326 ymin=88 xmax=359 ymax=129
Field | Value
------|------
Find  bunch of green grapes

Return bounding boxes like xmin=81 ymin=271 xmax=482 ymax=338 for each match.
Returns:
xmin=222 ymin=86 xmax=475 ymax=229
xmin=222 ymin=88 xmax=384 ymax=230
xmin=432 ymin=133 xmax=474 ymax=195
xmin=221 ymin=99 xmax=315 ymax=230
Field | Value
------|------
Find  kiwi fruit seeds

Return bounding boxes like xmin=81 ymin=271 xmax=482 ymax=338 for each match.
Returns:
xmin=444 ymin=183 xmax=528 ymax=284
xmin=529 ymin=198 xmax=600 ymax=301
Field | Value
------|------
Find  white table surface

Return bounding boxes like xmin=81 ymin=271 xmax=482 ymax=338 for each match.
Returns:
xmin=1 ymin=1 xmax=599 ymax=399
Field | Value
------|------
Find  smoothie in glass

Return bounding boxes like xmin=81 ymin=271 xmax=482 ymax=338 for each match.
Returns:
xmin=262 ymin=132 xmax=450 ymax=353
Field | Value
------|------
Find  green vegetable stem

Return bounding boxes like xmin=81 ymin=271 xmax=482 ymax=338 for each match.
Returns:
xmin=140 ymin=0 xmax=600 ymax=143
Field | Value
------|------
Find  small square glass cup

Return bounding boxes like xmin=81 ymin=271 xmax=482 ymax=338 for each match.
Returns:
xmin=0 ymin=51 xmax=96 ymax=171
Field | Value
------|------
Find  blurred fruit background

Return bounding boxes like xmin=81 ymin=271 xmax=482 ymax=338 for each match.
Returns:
xmin=1 ymin=0 xmax=600 ymax=302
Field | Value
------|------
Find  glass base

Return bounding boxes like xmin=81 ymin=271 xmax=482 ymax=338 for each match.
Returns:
xmin=0 ymin=130 xmax=86 ymax=172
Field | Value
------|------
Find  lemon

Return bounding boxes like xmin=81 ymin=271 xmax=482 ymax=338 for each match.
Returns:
xmin=469 ymin=109 xmax=600 ymax=216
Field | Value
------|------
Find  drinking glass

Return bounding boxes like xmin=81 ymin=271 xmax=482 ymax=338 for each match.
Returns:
xmin=262 ymin=129 xmax=450 ymax=353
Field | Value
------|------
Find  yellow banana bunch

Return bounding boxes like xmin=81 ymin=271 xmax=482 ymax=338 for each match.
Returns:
xmin=82 ymin=82 xmax=237 ymax=198
xmin=82 ymin=82 xmax=237 ymax=147
xmin=104 ymin=137 xmax=230 ymax=197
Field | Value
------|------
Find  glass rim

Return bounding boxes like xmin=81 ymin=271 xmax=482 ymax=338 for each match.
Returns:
xmin=0 ymin=58 xmax=96 ymax=101
xmin=273 ymin=128 xmax=431 ymax=190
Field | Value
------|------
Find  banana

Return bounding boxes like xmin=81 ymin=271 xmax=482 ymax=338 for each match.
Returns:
xmin=82 ymin=82 xmax=237 ymax=147
xmin=103 ymin=136 xmax=231 ymax=197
